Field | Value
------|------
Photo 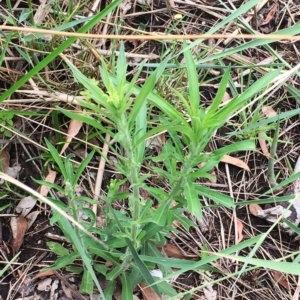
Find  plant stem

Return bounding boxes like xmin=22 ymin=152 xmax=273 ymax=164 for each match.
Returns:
xmin=118 ymin=114 xmax=141 ymax=246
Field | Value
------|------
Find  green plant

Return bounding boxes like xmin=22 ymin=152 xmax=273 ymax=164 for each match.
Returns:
xmin=34 ymin=42 xmax=289 ymax=298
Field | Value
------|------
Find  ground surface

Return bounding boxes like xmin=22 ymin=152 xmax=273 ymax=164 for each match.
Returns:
xmin=1 ymin=0 xmax=300 ymax=299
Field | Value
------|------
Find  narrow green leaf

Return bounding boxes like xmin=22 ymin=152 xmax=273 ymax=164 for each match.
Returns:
xmin=47 ymin=242 xmax=70 ymax=256
xmin=57 ymin=107 xmax=113 ymax=135
xmin=181 ymin=0 xmax=262 ymax=54
xmin=184 ymin=180 xmax=202 ymax=219
xmin=230 ymin=107 xmax=300 ymax=137
xmin=80 ymin=269 xmax=94 ymax=295
xmin=109 ymin=208 xmax=161 ymax=296
xmin=134 ymin=119 xmax=180 ymax=148
xmin=152 ymin=201 xmax=170 ymax=226
xmin=132 ymin=86 xmax=187 ymax=126
xmin=82 ymin=235 xmax=120 ymax=265
xmin=195 ymin=184 xmax=233 ymax=208
xmin=134 ymin=101 xmax=147 ymax=164
xmin=45 ymin=138 xmax=67 ymax=179
xmin=139 ymin=255 xmax=217 ymax=271
xmin=213 ymin=140 xmax=256 ymax=156
xmin=0 ymin=252 xmax=20 ymax=277
xmin=220 ymin=253 xmax=300 ymax=275
xmin=129 ymin=56 xmax=169 ymax=123
xmin=171 ymin=125 xmax=197 ymax=143
xmin=121 ymin=274 xmax=133 ymax=300
xmin=149 ymin=234 xmax=264 ymax=286
xmin=73 ymin=150 xmax=95 ymax=186
xmin=183 ymin=41 xmax=200 ymax=114
xmin=205 ymin=68 xmax=231 ymax=118
xmin=57 ymin=218 xmax=105 ymax=298
xmin=0 ymin=33 xmax=12 ymax=65
xmin=104 ymin=280 xmax=116 ymax=300
xmin=44 ymin=253 xmax=79 ymax=270
xmin=116 ymin=43 xmax=127 ymax=98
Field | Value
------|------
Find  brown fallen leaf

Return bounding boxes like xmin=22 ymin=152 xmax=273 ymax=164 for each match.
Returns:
xmin=258 ymin=132 xmax=270 ymax=158
xmin=140 ymin=282 xmax=160 ymax=300
xmin=32 ymin=270 xmax=55 ymax=281
xmin=249 ymin=204 xmax=263 ymax=216
xmin=34 ymin=0 xmax=51 ymax=25
xmin=10 ymin=216 xmax=28 ymax=253
xmin=235 ymin=217 xmax=244 ymax=244
xmin=221 ymin=155 xmax=250 ymax=171
xmin=222 ymin=91 xmax=231 ymax=103
xmin=16 ymin=196 xmax=36 ymax=217
xmin=39 ymin=168 xmax=57 ymax=197
xmin=261 ymin=3 xmax=278 ymax=26
xmin=26 ymin=211 xmax=40 ymax=230
xmin=272 ymin=270 xmax=290 ymax=290
xmin=261 ymin=106 xmax=277 ymax=118
xmin=229 ymin=215 xmax=244 ymax=244
xmin=0 ymin=149 xmax=10 ymax=171
xmin=258 ymin=106 xmax=276 ymax=158
xmin=162 ymin=243 xmax=186 ymax=259
xmin=60 ymin=106 xmax=83 ymax=154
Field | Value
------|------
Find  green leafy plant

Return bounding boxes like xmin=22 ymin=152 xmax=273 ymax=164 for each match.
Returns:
xmin=36 ymin=42 xmax=288 ymax=297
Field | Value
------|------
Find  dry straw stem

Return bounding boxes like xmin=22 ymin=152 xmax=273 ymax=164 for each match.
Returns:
xmin=1 ymin=25 xmax=300 ymax=41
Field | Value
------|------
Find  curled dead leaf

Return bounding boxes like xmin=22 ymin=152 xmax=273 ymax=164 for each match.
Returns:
xmin=249 ymin=204 xmax=263 ymax=216
xmin=39 ymin=169 xmax=57 ymax=197
xmin=272 ymin=270 xmax=290 ymax=290
xmin=10 ymin=216 xmax=28 ymax=253
xmin=222 ymin=155 xmax=250 ymax=171
xmin=0 ymin=149 xmax=10 ymax=171
xmin=140 ymin=282 xmax=160 ymax=300
xmin=60 ymin=106 xmax=83 ymax=154
xmin=229 ymin=215 xmax=244 ymax=244
xmin=258 ymin=132 xmax=270 ymax=158
xmin=16 ymin=196 xmax=36 ymax=217
xmin=32 ymin=270 xmax=55 ymax=281
xmin=222 ymin=91 xmax=231 ymax=103
xmin=162 ymin=243 xmax=186 ymax=259
xmin=26 ymin=211 xmax=40 ymax=230
xmin=262 ymin=106 xmax=277 ymax=118
xmin=261 ymin=3 xmax=278 ymax=26
xmin=235 ymin=217 xmax=244 ymax=244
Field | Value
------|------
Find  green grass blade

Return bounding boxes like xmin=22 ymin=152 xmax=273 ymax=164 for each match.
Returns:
xmin=0 ymin=252 xmax=20 ymax=276
xmin=181 ymin=0 xmax=262 ymax=53
xmin=196 ymin=22 xmax=300 ymax=66
xmin=220 ymin=253 xmax=300 ymax=275
xmin=0 ymin=0 xmax=123 ymax=103
xmin=229 ymin=106 xmax=300 ymax=137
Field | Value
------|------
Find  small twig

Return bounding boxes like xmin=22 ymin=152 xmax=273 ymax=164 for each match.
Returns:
xmin=92 ymin=134 xmax=110 ymax=217
xmin=268 ymin=119 xmax=280 ymax=188
xmin=72 ymin=43 xmax=159 ymax=60
xmin=2 ymin=25 xmax=300 ymax=41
